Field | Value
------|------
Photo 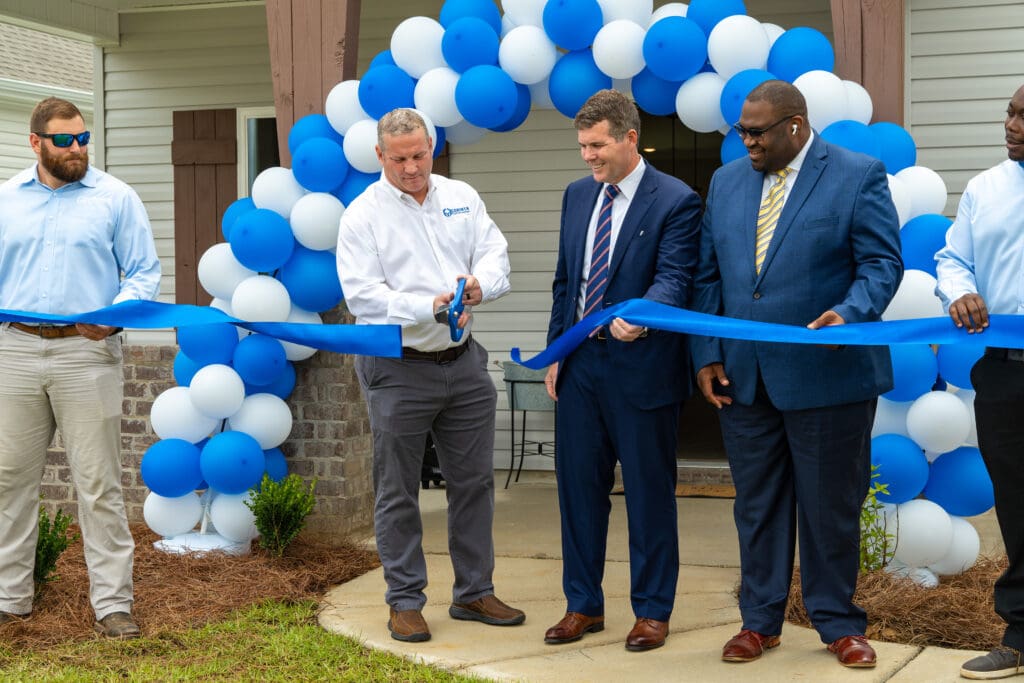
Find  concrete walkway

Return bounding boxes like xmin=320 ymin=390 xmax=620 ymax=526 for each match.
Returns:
xmin=320 ymin=476 xmax=1002 ymax=682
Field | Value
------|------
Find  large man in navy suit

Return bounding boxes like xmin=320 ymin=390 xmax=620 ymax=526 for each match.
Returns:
xmin=542 ymin=90 xmax=702 ymax=652
xmin=692 ymin=80 xmax=902 ymax=668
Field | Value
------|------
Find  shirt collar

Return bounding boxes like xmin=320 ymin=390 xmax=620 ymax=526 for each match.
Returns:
xmin=22 ymin=162 xmax=99 ymax=190
xmin=785 ymin=130 xmax=815 ymax=174
xmin=379 ymin=172 xmax=434 ymax=205
xmin=610 ymin=157 xmax=646 ymax=201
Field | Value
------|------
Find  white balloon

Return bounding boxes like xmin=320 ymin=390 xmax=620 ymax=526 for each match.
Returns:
xmin=843 ymin=80 xmax=873 ymax=125
xmin=410 ymin=109 xmax=438 ymax=151
xmin=502 ymin=0 xmax=545 ymax=28
xmin=501 ymin=13 xmax=517 ymax=37
xmin=872 ymin=397 xmax=911 ymax=438
xmin=896 ymin=165 xmax=949 ymax=220
xmin=707 ymin=15 xmax=770 ymax=81
xmin=597 ymin=0 xmax=652 ymax=26
xmin=289 ymin=193 xmax=344 ymax=251
xmin=928 ymin=516 xmax=980 ymax=576
xmin=209 ymin=491 xmax=258 ymax=543
xmin=958 ymin=390 xmax=978 ymax=447
xmin=793 ymin=70 xmax=849 ymax=131
xmin=592 ymin=20 xmax=647 ymax=79
xmin=529 ymin=77 xmax=555 ymax=110
xmin=907 ymin=390 xmax=972 ymax=453
xmin=325 ymin=80 xmax=368 ymax=136
xmin=414 ymin=67 xmax=463 ymax=127
xmin=890 ymin=499 xmax=954 ymax=567
xmin=651 ymin=3 xmax=688 ymax=25
xmin=886 ymin=562 xmax=940 ymax=588
xmin=445 ymin=119 xmax=489 ymax=146
xmin=390 ymin=16 xmax=446 ymax=79
xmin=197 ymin=243 xmax=256 ymax=301
xmin=761 ymin=22 xmax=785 ymax=46
xmin=676 ymin=72 xmax=727 ymax=133
xmin=882 ymin=269 xmax=944 ymax=321
xmin=342 ymin=118 xmax=382 ymax=174
xmin=210 ymin=298 xmax=232 ymax=315
xmin=151 ymin=386 xmax=218 ymax=443
xmin=144 ymin=492 xmax=203 ymax=538
xmin=227 ymin=393 xmax=294 ymax=449
xmin=231 ymin=275 xmax=292 ymax=323
xmin=887 ymin=174 xmax=913 ymax=227
xmin=188 ymin=364 xmax=245 ymax=420
xmin=251 ymin=167 xmax=307 ymax=220
xmin=280 ymin=306 xmax=321 ymax=361
xmin=499 ymin=25 xmax=558 ymax=85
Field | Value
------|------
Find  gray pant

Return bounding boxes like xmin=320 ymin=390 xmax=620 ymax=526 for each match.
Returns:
xmin=355 ymin=339 xmax=497 ymax=611
xmin=0 ymin=325 xmax=133 ymax=619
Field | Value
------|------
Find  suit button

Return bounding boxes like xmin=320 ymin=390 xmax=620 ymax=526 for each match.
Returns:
xmin=753 ymin=292 xmax=761 ymax=299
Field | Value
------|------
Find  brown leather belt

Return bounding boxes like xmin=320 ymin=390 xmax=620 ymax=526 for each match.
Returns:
xmin=9 ymin=322 xmax=81 ymax=338
xmin=402 ymin=336 xmax=472 ymax=363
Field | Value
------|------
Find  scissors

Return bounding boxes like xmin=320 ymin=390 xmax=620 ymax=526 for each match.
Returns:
xmin=448 ymin=278 xmax=466 ymax=342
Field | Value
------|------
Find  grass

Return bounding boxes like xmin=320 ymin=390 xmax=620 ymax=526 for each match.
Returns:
xmin=0 ymin=601 xmax=484 ymax=682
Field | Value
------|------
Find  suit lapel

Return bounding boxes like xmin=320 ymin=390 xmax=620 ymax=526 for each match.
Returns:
xmin=743 ymin=168 xmax=763 ymax=271
xmin=568 ymin=180 xmax=603 ymax=296
xmin=609 ymin=165 xmax=657 ymax=283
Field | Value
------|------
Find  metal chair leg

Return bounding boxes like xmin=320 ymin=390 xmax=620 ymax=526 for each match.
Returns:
xmin=515 ymin=410 xmax=527 ymax=483
xmin=505 ymin=404 xmax=516 ymax=489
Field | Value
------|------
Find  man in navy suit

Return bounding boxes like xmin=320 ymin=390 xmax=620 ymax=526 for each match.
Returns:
xmin=692 ymin=80 xmax=902 ymax=668
xmin=542 ymin=89 xmax=702 ymax=652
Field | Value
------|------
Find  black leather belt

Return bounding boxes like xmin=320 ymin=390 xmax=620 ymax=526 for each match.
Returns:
xmin=9 ymin=322 xmax=80 ymax=338
xmin=402 ymin=336 xmax=472 ymax=363
xmin=985 ymin=347 xmax=1024 ymax=362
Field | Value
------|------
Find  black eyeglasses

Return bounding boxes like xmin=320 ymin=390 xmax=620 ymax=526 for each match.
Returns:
xmin=732 ymin=116 xmax=792 ymax=140
xmin=34 ymin=131 xmax=91 ymax=148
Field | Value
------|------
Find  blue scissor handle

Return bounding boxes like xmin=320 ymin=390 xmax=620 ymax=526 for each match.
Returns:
xmin=448 ymin=278 xmax=467 ymax=342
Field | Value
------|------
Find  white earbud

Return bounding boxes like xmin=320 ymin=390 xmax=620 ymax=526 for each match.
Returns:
xmin=791 ymin=124 xmax=798 ymax=135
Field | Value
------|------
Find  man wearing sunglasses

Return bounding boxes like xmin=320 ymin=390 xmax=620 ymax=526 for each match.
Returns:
xmin=0 ymin=97 xmax=160 ymax=639
xmin=692 ymin=80 xmax=902 ymax=668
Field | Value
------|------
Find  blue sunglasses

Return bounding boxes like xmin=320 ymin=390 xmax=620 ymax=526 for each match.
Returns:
xmin=35 ymin=131 xmax=91 ymax=148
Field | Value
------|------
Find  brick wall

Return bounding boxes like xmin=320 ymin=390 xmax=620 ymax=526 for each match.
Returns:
xmin=40 ymin=312 xmax=375 ymax=544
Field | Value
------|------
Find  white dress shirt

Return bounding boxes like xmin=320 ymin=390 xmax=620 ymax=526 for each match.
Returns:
xmin=759 ymin=130 xmax=815 ymax=205
xmin=337 ymin=173 xmax=511 ymax=351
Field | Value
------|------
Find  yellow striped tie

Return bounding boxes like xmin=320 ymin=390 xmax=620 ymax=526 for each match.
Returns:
xmin=754 ymin=167 xmax=792 ymax=275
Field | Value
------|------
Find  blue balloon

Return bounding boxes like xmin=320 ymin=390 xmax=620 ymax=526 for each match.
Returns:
xmin=278 ymin=246 xmax=344 ymax=312
xmin=442 ymin=16 xmax=499 ymax=73
xmin=368 ymin=50 xmax=396 ymax=70
xmin=336 ymin=170 xmax=379 ymax=205
xmin=900 ymin=213 xmax=953 ymax=276
xmin=233 ymin=334 xmax=287 ymax=387
xmin=141 ymin=439 xmax=204 ymax=498
xmin=264 ymin=447 xmax=288 ymax=483
xmin=720 ymin=69 xmax=775 ymax=126
xmin=433 ymin=124 xmax=447 ymax=158
xmin=292 ymin=137 xmax=350 ymax=193
xmin=924 ymin=446 xmax=994 ymax=517
xmin=885 ymin=344 xmax=938 ymax=402
xmin=720 ymin=128 xmax=747 ymax=165
xmin=177 ymin=323 xmax=239 ymax=366
xmin=820 ymin=120 xmax=881 ymax=159
xmin=870 ymin=122 xmax=917 ymax=174
xmin=870 ymin=433 xmax=929 ymax=504
xmin=936 ymin=344 xmax=984 ymax=389
xmin=490 ymin=83 xmax=532 ymax=132
xmin=548 ymin=50 xmax=612 ymax=119
xmin=248 ymin=361 xmax=296 ymax=399
xmin=767 ymin=27 xmax=835 ymax=82
xmin=542 ymin=0 xmax=603 ymax=51
xmin=642 ymin=17 xmax=707 ymax=83
xmin=173 ymin=349 xmax=205 ymax=386
xmin=455 ymin=65 xmax=519 ymax=129
xmin=631 ymin=68 xmax=682 ymax=117
xmin=687 ymin=0 xmax=747 ymax=37
xmin=440 ymin=0 xmax=502 ymax=35
xmin=287 ymin=114 xmax=343 ymax=155
xmin=200 ymin=431 xmax=266 ymax=495
xmin=358 ymin=65 xmax=416 ymax=120
xmin=221 ymin=197 xmax=256 ymax=241
xmin=229 ymin=208 xmax=295 ymax=272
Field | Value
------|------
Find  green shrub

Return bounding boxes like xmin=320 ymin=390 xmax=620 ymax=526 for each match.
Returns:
xmin=245 ymin=474 xmax=317 ymax=557
xmin=35 ymin=504 xmax=79 ymax=594
xmin=860 ymin=463 xmax=895 ymax=573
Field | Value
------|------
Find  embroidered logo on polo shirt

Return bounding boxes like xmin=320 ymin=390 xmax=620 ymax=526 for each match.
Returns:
xmin=442 ymin=206 xmax=470 ymax=217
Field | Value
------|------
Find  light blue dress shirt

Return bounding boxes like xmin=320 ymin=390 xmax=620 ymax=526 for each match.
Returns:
xmin=0 ymin=164 xmax=161 ymax=315
xmin=935 ymin=159 xmax=1024 ymax=315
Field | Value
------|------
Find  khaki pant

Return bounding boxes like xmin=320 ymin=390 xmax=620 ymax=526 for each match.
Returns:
xmin=0 ymin=324 xmax=133 ymax=619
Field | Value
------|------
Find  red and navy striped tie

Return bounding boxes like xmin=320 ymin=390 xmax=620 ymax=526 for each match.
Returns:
xmin=583 ymin=184 xmax=620 ymax=327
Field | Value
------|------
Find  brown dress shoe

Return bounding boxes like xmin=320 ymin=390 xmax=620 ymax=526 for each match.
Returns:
xmin=388 ymin=608 xmax=431 ymax=642
xmin=449 ymin=594 xmax=525 ymax=625
xmin=828 ymin=635 xmax=877 ymax=668
xmin=544 ymin=612 xmax=605 ymax=644
xmin=625 ymin=617 xmax=668 ymax=652
xmin=722 ymin=629 xmax=781 ymax=662
xmin=94 ymin=612 xmax=141 ymax=640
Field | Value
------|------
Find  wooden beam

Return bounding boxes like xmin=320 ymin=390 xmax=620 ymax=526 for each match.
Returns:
xmin=831 ymin=0 xmax=904 ymax=126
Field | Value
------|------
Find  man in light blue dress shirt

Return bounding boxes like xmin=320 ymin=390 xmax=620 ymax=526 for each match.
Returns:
xmin=0 ymin=97 xmax=160 ymax=639
xmin=937 ymin=83 xmax=1024 ymax=681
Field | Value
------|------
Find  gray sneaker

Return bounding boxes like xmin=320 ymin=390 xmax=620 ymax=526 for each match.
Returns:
xmin=94 ymin=612 xmax=141 ymax=640
xmin=962 ymin=647 xmax=1024 ymax=679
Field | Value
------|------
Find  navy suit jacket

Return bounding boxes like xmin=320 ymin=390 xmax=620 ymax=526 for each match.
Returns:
xmin=691 ymin=135 xmax=903 ymax=411
xmin=548 ymin=163 xmax=702 ymax=409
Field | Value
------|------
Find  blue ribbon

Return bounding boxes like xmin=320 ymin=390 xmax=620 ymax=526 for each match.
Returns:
xmin=512 ymin=299 xmax=1013 ymax=370
xmin=0 ymin=300 xmax=403 ymax=358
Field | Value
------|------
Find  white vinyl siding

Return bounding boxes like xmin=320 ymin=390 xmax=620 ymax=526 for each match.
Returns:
xmin=0 ymin=104 xmax=36 ymax=181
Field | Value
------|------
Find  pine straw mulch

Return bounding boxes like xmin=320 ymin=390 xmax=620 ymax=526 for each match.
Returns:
xmin=786 ymin=556 xmax=1008 ymax=651
xmin=1 ymin=524 xmax=379 ymax=651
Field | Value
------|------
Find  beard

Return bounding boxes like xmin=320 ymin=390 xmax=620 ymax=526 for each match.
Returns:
xmin=40 ymin=144 xmax=88 ymax=183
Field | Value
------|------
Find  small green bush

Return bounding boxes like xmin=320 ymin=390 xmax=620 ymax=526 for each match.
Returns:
xmin=860 ymin=463 xmax=895 ymax=573
xmin=246 ymin=474 xmax=317 ymax=557
xmin=35 ymin=504 xmax=79 ymax=594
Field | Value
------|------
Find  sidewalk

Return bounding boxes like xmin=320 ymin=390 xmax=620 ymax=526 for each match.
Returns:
xmin=319 ymin=476 xmax=1002 ymax=682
